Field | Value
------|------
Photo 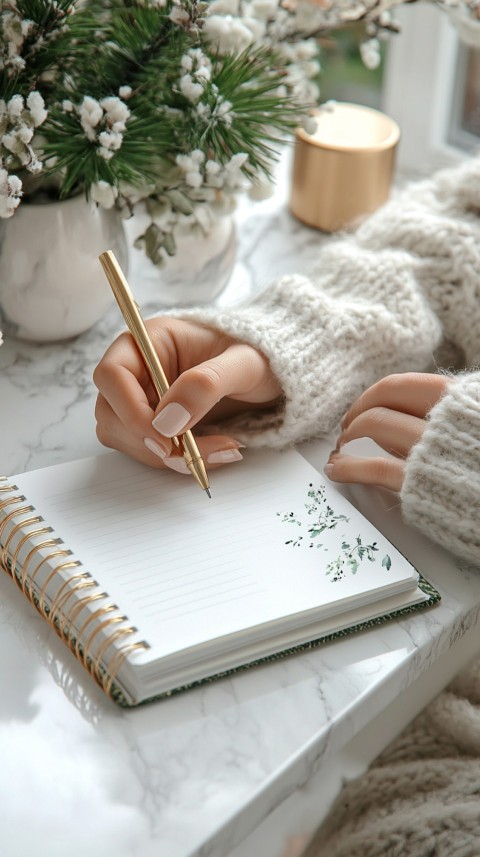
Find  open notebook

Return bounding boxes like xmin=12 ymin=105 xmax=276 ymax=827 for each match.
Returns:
xmin=0 ymin=448 xmax=439 ymax=706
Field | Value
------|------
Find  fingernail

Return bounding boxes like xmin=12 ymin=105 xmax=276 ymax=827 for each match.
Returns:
xmin=164 ymin=456 xmax=191 ymax=475
xmin=152 ymin=403 xmax=191 ymax=437
xmin=323 ymin=463 xmax=334 ymax=479
xmin=144 ymin=437 xmax=169 ymax=459
xmin=207 ymin=448 xmax=244 ymax=465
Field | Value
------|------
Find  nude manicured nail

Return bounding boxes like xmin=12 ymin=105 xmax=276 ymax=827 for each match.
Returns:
xmin=164 ymin=456 xmax=191 ymax=475
xmin=323 ymin=463 xmax=334 ymax=478
xmin=152 ymin=403 xmax=191 ymax=437
xmin=144 ymin=437 xmax=168 ymax=459
xmin=207 ymin=449 xmax=244 ymax=465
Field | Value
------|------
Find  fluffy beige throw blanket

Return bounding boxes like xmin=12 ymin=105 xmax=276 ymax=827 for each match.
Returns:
xmin=303 ymin=657 xmax=480 ymax=857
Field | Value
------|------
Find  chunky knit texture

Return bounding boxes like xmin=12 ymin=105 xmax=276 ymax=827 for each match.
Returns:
xmin=301 ymin=657 xmax=480 ymax=857
xmin=183 ymin=156 xmax=480 ymax=567
xmin=401 ymin=371 xmax=480 ymax=567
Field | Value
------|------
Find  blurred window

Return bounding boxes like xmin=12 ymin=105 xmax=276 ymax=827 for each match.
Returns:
xmin=449 ymin=45 xmax=480 ymax=150
xmin=319 ymin=25 xmax=384 ymax=110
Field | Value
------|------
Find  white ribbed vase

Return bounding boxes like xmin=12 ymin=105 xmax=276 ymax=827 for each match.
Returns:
xmin=0 ymin=194 xmax=127 ymax=342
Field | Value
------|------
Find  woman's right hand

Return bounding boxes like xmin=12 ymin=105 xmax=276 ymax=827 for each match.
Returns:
xmin=93 ymin=316 xmax=283 ymax=475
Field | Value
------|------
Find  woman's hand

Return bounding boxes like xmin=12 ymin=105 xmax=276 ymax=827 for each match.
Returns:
xmin=324 ymin=373 xmax=452 ymax=491
xmin=93 ymin=316 xmax=282 ymax=474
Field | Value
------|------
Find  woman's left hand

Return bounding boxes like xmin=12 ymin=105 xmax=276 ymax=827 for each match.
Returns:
xmin=324 ymin=373 xmax=452 ymax=491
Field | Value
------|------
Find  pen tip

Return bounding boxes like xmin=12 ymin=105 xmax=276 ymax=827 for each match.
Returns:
xmin=206 ymin=488 xmax=212 ymax=499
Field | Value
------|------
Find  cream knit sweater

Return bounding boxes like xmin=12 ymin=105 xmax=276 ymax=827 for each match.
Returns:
xmin=301 ymin=654 xmax=480 ymax=857
xmin=185 ymin=156 xmax=480 ymax=567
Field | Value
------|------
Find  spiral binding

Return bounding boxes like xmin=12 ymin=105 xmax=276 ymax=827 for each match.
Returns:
xmin=0 ymin=477 xmax=149 ymax=699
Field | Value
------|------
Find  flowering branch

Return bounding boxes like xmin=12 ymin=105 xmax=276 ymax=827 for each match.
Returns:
xmin=1 ymin=0 xmax=479 ymax=270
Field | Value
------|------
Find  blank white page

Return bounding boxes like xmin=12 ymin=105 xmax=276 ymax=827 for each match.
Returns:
xmin=14 ymin=449 xmax=417 ymax=659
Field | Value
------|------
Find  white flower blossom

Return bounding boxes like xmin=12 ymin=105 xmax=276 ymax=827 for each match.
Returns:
xmin=75 ymin=95 xmax=130 ymax=157
xmin=7 ymin=94 xmax=24 ymax=119
xmin=98 ymin=147 xmax=114 ymax=160
xmin=223 ymin=152 xmax=249 ymax=187
xmin=98 ymin=130 xmax=123 ymax=151
xmin=205 ymin=160 xmax=221 ymax=175
xmin=1 ymin=12 xmax=30 ymax=73
xmin=176 ymin=154 xmax=195 ymax=172
xmin=0 ymin=166 xmax=22 ymax=217
xmin=360 ymin=37 xmax=381 ymax=69
xmin=2 ymin=12 xmax=24 ymax=50
xmin=195 ymin=65 xmax=211 ymax=84
xmin=227 ymin=152 xmax=248 ymax=171
xmin=203 ymin=15 xmax=254 ymax=54
xmin=90 ymin=180 xmax=118 ymax=209
xmin=185 ymin=170 xmax=203 ymax=188
xmin=26 ymin=91 xmax=47 ymax=126
xmin=79 ymin=96 xmax=103 ymax=141
xmin=2 ymin=131 xmax=24 ymax=156
xmin=27 ymin=152 xmax=43 ymax=174
xmin=302 ymin=114 xmax=318 ymax=135
xmin=180 ymin=74 xmax=204 ymax=102
xmin=294 ymin=39 xmax=321 ymax=62
xmin=178 ymin=49 xmax=212 ymax=102
xmin=119 ymin=86 xmax=133 ymax=99
xmin=100 ymin=97 xmax=130 ymax=129
xmin=17 ymin=124 xmax=34 ymax=145
xmin=181 ymin=53 xmax=193 ymax=72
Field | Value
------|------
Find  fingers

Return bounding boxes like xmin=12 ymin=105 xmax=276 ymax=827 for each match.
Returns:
xmin=95 ymin=392 xmax=171 ymax=463
xmin=162 ymin=437 xmax=245 ymax=475
xmin=94 ymin=318 xmax=282 ymax=473
xmin=95 ymin=394 xmax=244 ymax=474
xmin=93 ymin=331 xmax=158 ymax=437
xmin=326 ymin=372 xmax=449 ymax=492
xmin=337 ymin=407 xmax=426 ymax=458
xmin=342 ymin=373 xmax=451 ymax=430
xmin=150 ymin=342 xmax=280 ymax=438
xmin=324 ymin=454 xmax=405 ymax=492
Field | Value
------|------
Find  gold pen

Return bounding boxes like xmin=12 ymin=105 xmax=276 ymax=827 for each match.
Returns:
xmin=99 ymin=250 xmax=211 ymax=498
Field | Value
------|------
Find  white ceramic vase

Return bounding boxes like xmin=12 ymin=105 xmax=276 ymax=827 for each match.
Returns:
xmin=0 ymin=194 xmax=128 ymax=342
xmin=150 ymin=215 xmax=237 ymax=307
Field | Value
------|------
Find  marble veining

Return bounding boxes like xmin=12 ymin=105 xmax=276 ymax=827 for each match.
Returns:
xmin=1 ymin=155 xmax=480 ymax=857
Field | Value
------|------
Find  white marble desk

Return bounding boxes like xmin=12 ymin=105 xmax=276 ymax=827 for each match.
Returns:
xmin=1 ymin=168 xmax=480 ymax=857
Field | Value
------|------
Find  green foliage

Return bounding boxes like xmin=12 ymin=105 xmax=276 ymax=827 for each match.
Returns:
xmin=1 ymin=0 xmax=309 ymax=199
xmin=279 ymin=483 xmax=392 ymax=581
xmin=278 ymin=483 xmax=350 ymax=549
xmin=1 ymin=1 xmax=94 ymax=95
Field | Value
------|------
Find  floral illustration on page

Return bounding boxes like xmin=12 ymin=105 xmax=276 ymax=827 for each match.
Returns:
xmin=277 ymin=483 xmax=391 ymax=582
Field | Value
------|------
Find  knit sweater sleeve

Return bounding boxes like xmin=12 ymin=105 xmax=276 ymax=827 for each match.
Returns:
xmin=401 ymin=371 xmax=480 ymax=566
xmin=180 ymin=156 xmax=480 ymax=449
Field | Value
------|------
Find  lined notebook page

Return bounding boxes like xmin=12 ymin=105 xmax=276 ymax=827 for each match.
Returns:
xmin=14 ymin=449 xmax=417 ymax=659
